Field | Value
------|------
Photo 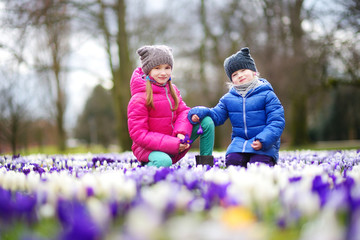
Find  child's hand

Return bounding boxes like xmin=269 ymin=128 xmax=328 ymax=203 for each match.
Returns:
xmin=179 ymin=143 xmax=190 ymax=153
xmin=177 ymin=133 xmax=191 ymax=152
xmin=191 ymin=114 xmax=200 ymax=123
xmin=177 ymin=133 xmax=185 ymax=140
xmin=251 ymin=140 xmax=262 ymax=150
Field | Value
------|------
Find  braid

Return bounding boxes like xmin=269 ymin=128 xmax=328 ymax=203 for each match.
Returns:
xmin=145 ymin=80 xmax=154 ymax=109
xmin=168 ymin=81 xmax=179 ymax=111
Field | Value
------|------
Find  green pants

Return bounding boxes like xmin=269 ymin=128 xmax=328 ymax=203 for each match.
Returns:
xmin=147 ymin=116 xmax=215 ymax=167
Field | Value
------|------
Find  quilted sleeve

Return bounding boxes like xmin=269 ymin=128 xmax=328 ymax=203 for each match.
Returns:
xmin=208 ymin=96 xmax=229 ymax=126
xmin=255 ymin=91 xmax=285 ymax=150
xmin=187 ymin=106 xmax=211 ymax=124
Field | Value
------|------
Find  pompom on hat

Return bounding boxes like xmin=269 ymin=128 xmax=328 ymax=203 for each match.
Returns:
xmin=224 ymin=47 xmax=257 ymax=81
xmin=137 ymin=45 xmax=174 ymax=75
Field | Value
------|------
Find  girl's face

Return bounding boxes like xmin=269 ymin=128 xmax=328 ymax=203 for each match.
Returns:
xmin=149 ymin=64 xmax=172 ymax=85
xmin=231 ymin=69 xmax=256 ymax=85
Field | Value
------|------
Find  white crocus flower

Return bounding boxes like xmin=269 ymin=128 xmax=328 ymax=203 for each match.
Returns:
xmin=300 ymin=207 xmax=345 ymax=240
xmin=38 ymin=203 xmax=55 ymax=219
xmin=87 ymin=197 xmax=110 ymax=230
xmin=204 ymin=168 xmax=230 ymax=185
xmin=114 ymin=178 xmax=137 ymax=202
xmin=77 ymin=173 xmax=97 ymax=200
xmin=95 ymin=161 xmax=101 ymax=167
xmin=2 ymin=171 xmax=21 ymax=191
xmin=282 ymin=177 xmax=321 ymax=218
xmin=348 ymin=165 xmax=360 ymax=181
xmin=125 ymin=205 xmax=163 ymax=239
xmin=25 ymin=172 xmax=41 ymax=192
xmin=67 ymin=160 xmax=73 ymax=168
xmin=141 ymin=181 xmax=189 ymax=212
xmin=46 ymin=172 xmax=78 ymax=199
xmin=141 ymin=181 xmax=172 ymax=211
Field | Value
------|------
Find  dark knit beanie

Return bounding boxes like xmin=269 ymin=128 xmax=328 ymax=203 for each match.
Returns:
xmin=224 ymin=47 xmax=257 ymax=81
xmin=137 ymin=45 xmax=174 ymax=75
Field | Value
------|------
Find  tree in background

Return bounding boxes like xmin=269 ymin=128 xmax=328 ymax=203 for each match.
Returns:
xmin=79 ymin=0 xmax=359 ymax=149
xmin=0 ymin=73 xmax=31 ymax=155
xmin=2 ymin=0 xmax=72 ymax=152
xmin=1 ymin=0 xmax=359 ymax=152
xmin=309 ymin=85 xmax=360 ymax=141
xmin=79 ymin=0 xmax=133 ymax=151
xmin=75 ymin=84 xmax=116 ymax=148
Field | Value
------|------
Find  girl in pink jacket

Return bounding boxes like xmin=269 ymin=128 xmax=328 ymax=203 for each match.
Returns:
xmin=127 ymin=45 xmax=214 ymax=167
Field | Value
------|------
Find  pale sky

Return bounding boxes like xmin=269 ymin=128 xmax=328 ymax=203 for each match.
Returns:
xmin=66 ymin=37 xmax=113 ymax=131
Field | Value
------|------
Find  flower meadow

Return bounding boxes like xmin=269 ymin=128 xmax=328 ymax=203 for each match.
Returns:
xmin=1 ymin=150 xmax=360 ymax=240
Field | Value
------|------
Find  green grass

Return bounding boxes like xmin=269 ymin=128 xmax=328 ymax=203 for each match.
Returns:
xmin=3 ymin=144 xmax=117 ymax=156
xmin=3 ymin=140 xmax=359 ymax=157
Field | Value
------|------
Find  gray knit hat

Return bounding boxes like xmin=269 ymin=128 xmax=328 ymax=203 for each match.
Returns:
xmin=137 ymin=45 xmax=174 ymax=75
xmin=224 ymin=47 xmax=257 ymax=81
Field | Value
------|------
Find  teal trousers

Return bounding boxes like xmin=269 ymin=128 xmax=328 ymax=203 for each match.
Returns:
xmin=147 ymin=116 xmax=214 ymax=167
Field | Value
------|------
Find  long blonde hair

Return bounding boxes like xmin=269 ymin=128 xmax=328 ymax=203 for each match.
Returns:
xmin=146 ymin=80 xmax=179 ymax=111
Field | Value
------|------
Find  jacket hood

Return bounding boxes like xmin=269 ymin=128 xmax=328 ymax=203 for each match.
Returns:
xmin=130 ymin=67 xmax=147 ymax=96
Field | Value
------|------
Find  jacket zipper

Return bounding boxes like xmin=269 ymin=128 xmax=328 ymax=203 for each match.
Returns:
xmin=242 ymin=88 xmax=255 ymax=152
xmin=164 ymin=87 xmax=174 ymax=129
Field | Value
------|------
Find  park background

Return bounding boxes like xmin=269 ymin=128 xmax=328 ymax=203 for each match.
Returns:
xmin=0 ymin=0 xmax=359 ymax=155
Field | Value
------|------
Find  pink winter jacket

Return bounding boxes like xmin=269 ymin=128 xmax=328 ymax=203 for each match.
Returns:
xmin=127 ymin=67 xmax=193 ymax=164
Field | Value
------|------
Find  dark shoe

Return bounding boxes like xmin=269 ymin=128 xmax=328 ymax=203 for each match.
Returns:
xmin=195 ymin=155 xmax=214 ymax=167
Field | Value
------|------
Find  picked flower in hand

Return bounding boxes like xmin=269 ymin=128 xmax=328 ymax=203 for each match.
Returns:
xmin=180 ymin=134 xmax=193 ymax=144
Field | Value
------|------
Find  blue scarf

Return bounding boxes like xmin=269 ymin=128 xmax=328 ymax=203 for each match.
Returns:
xmin=146 ymin=75 xmax=171 ymax=87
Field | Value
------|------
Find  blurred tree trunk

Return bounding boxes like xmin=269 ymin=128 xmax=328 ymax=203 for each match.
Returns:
xmin=114 ymin=0 xmax=132 ymax=151
xmin=0 ymin=77 xmax=30 ymax=155
xmin=49 ymin=24 xmax=68 ymax=152
xmin=260 ymin=0 xmax=309 ymax=146
xmin=196 ymin=0 xmax=256 ymax=149
xmin=287 ymin=0 xmax=309 ymax=146
xmin=198 ymin=0 xmax=227 ymax=149
xmin=96 ymin=0 xmax=132 ymax=151
xmin=198 ymin=0 xmax=210 ymax=103
xmin=3 ymin=0 xmax=70 ymax=152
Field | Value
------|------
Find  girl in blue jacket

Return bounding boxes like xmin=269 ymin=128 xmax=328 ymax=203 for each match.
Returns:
xmin=188 ymin=47 xmax=285 ymax=167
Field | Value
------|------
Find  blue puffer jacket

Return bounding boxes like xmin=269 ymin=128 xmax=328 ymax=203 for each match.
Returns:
xmin=188 ymin=78 xmax=285 ymax=160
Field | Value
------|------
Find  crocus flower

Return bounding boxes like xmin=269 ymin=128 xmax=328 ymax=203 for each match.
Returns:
xmin=312 ymin=175 xmax=330 ymax=207
xmin=180 ymin=134 xmax=193 ymax=144
xmin=57 ymin=198 xmax=102 ymax=240
xmin=197 ymin=123 xmax=203 ymax=135
xmin=0 ymin=187 xmax=13 ymax=221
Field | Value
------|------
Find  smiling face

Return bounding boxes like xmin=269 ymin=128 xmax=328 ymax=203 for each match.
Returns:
xmin=231 ymin=69 xmax=256 ymax=85
xmin=149 ymin=64 xmax=172 ymax=85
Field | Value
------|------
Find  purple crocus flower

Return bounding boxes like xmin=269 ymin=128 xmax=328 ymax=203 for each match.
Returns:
xmin=338 ymin=176 xmax=360 ymax=240
xmin=180 ymin=134 xmax=193 ymax=144
xmin=154 ymin=168 xmax=172 ymax=182
xmin=57 ymin=198 xmax=102 ymax=240
xmin=86 ymin=187 xmax=95 ymax=197
xmin=109 ymin=200 xmax=118 ymax=218
xmin=184 ymin=179 xmax=199 ymax=190
xmin=288 ymin=176 xmax=302 ymax=183
xmin=13 ymin=191 xmax=37 ymax=223
xmin=23 ymin=168 xmax=31 ymax=176
xmin=0 ymin=187 xmax=13 ymax=221
xmin=277 ymin=217 xmax=287 ymax=229
xmin=197 ymin=123 xmax=203 ymax=135
xmin=202 ymin=182 xmax=229 ymax=209
xmin=311 ymin=175 xmax=329 ymax=207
